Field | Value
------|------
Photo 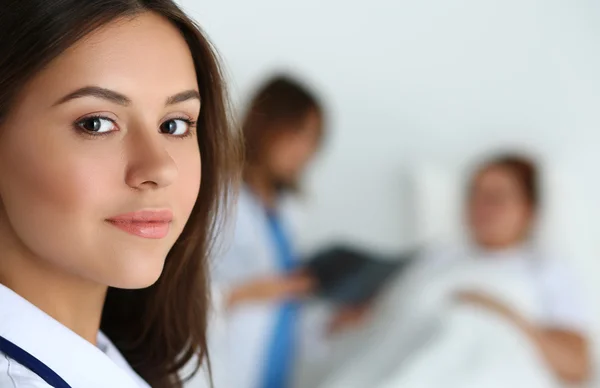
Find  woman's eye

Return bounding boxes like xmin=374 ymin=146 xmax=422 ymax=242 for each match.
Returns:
xmin=160 ymin=119 xmax=190 ymax=136
xmin=76 ymin=117 xmax=116 ymax=134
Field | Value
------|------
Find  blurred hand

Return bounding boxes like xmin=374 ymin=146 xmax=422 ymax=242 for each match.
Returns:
xmin=328 ymin=303 xmax=372 ymax=335
xmin=227 ymin=272 xmax=315 ymax=308
xmin=457 ymin=291 xmax=591 ymax=384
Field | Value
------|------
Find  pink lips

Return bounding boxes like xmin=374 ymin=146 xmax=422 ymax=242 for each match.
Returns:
xmin=106 ymin=209 xmax=173 ymax=239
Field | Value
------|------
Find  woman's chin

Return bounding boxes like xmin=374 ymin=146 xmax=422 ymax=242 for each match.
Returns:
xmin=114 ymin=274 xmax=162 ymax=290
xmin=103 ymin=256 xmax=167 ymax=290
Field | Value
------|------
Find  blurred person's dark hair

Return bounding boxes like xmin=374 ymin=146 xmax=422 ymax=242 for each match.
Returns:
xmin=242 ymin=75 xmax=325 ymax=193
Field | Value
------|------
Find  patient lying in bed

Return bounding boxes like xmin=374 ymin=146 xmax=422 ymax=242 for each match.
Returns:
xmin=376 ymin=248 xmax=561 ymax=388
xmin=319 ymin=154 xmax=590 ymax=388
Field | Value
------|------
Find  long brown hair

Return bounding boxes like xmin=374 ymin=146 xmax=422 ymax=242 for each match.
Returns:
xmin=0 ymin=1 xmax=241 ymax=387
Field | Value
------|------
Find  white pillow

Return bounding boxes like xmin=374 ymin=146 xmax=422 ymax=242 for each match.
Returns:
xmin=407 ymin=162 xmax=467 ymax=246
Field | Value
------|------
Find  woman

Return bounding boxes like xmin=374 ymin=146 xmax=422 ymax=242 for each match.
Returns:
xmin=321 ymin=154 xmax=591 ymax=388
xmin=212 ymin=76 xmax=325 ymax=388
xmin=0 ymin=1 xmax=240 ymax=387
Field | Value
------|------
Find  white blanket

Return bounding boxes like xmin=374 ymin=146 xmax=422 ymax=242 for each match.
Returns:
xmin=320 ymin=252 xmax=558 ymax=388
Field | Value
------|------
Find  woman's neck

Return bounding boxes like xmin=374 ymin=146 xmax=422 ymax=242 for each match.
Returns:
xmin=0 ymin=245 xmax=106 ymax=345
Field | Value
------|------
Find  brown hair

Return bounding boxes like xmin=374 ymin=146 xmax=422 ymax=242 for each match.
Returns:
xmin=473 ymin=154 xmax=540 ymax=210
xmin=242 ymin=75 xmax=324 ymax=173
xmin=0 ymin=1 xmax=241 ymax=387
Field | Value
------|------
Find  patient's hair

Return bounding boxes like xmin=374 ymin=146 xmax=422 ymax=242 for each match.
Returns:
xmin=474 ymin=154 xmax=539 ymax=210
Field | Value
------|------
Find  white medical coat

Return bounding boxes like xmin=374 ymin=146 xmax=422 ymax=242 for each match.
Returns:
xmin=0 ymin=283 xmax=149 ymax=388
xmin=205 ymin=187 xmax=323 ymax=388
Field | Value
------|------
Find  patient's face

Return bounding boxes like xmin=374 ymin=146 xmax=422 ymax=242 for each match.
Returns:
xmin=468 ymin=167 xmax=533 ymax=249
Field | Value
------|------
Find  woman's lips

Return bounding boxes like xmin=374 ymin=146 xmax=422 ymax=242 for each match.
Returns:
xmin=106 ymin=209 xmax=173 ymax=239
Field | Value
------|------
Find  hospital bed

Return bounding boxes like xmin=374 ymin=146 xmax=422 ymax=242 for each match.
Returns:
xmin=294 ymin=159 xmax=600 ymax=388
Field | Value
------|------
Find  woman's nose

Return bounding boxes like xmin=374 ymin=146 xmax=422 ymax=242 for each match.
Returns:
xmin=124 ymin=128 xmax=178 ymax=190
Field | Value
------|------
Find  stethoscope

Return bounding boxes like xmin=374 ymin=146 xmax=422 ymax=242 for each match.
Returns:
xmin=0 ymin=335 xmax=71 ymax=388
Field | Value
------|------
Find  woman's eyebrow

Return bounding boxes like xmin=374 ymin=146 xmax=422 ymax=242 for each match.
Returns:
xmin=54 ymin=86 xmax=131 ymax=106
xmin=165 ymin=90 xmax=200 ymax=106
xmin=54 ymin=87 xmax=200 ymax=107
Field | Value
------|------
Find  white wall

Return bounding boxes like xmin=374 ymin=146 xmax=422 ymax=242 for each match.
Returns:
xmin=180 ymin=0 xmax=600 ymax=316
xmin=181 ymin=0 xmax=600 ymax=246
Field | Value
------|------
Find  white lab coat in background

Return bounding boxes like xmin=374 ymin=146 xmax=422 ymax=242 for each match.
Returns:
xmin=199 ymin=187 xmax=327 ymax=388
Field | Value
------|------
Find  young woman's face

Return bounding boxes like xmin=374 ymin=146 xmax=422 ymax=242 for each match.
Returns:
xmin=0 ymin=13 xmax=201 ymax=288
xmin=467 ymin=167 xmax=533 ymax=249
xmin=266 ymin=109 xmax=321 ymax=186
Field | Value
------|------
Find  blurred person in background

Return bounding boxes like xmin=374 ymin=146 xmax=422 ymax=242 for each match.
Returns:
xmin=454 ymin=154 xmax=591 ymax=383
xmin=211 ymin=76 xmax=325 ymax=388
xmin=321 ymin=154 xmax=591 ymax=388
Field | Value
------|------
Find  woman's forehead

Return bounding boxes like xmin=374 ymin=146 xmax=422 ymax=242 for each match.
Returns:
xmin=22 ymin=13 xmax=198 ymax=108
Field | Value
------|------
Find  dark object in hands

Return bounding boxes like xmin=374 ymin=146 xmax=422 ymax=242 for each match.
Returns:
xmin=303 ymin=245 xmax=417 ymax=307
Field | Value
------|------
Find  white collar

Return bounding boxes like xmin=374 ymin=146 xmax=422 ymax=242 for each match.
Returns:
xmin=0 ymin=284 xmax=147 ymax=388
